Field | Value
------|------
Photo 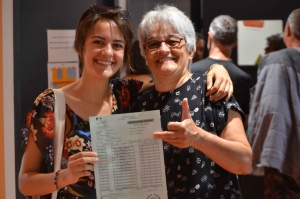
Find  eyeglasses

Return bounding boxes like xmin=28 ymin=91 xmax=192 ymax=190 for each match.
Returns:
xmin=143 ymin=37 xmax=184 ymax=50
xmin=89 ymin=4 xmax=131 ymax=20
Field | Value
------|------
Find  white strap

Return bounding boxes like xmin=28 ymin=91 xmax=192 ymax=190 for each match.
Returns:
xmin=51 ymin=89 xmax=65 ymax=199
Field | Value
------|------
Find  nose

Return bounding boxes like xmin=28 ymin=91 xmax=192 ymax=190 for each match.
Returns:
xmin=101 ymin=44 xmax=113 ymax=56
xmin=158 ymin=41 xmax=170 ymax=52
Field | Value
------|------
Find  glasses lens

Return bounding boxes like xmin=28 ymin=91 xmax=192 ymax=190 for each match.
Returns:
xmin=166 ymin=37 xmax=181 ymax=47
xmin=90 ymin=4 xmax=108 ymax=14
xmin=146 ymin=40 xmax=161 ymax=50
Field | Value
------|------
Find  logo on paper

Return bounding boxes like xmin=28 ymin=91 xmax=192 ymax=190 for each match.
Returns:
xmin=146 ymin=194 xmax=161 ymax=199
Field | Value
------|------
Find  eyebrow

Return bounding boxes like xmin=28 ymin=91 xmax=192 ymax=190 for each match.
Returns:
xmin=91 ymin=35 xmax=125 ymax=44
xmin=147 ymin=34 xmax=181 ymax=40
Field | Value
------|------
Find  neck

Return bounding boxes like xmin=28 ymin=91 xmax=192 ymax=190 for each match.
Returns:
xmin=63 ymin=74 xmax=111 ymax=104
xmin=209 ymin=44 xmax=232 ymax=60
xmin=290 ymin=42 xmax=300 ymax=49
xmin=153 ymin=71 xmax=192 ymax=92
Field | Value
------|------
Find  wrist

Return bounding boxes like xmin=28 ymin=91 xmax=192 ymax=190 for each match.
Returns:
xmin=191 ymin=128 xmax=210 ymax=149
xmin=54 ymin=169 xmax=62 ymax=190
xmin=205 ymin=63 xmax=217 ymax=74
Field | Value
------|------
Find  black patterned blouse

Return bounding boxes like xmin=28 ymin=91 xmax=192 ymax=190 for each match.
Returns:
xmin=21 ymin=79 xmax=142 ymax=199
xmin=132 ymin=73 xmax=245 ymax=199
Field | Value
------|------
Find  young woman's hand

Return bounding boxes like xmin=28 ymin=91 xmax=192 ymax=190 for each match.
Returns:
xmin=61 ymin=152 xmax=99 ymax=185
xmin=206 ymin=64 xmax=233 ymax=101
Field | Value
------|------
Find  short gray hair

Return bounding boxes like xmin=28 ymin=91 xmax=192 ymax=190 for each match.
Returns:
xmin=209 ymin=15 xmax=237 ymax=46
xmin=138 ymin=4 xmax=196 ymax=57
xmin=287 ymin=8 xmax=300 ymax=40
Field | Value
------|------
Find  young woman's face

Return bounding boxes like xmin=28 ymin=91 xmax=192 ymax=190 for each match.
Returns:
xmin=143 ymin=24 xmax=193 ymax=80
xmin=82 ymin=19 xmax=125 ymax=79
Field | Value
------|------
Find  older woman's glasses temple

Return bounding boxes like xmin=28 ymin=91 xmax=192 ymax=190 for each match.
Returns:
xmin=143 ymin=37 xmax=184 ymax=50
xmin=89 ymin=4 xmax=131 ymax=20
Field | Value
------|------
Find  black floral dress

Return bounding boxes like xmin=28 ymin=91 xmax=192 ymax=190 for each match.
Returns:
xmin=132 ymin=73 xmax=245 ymax=199
xmin=21 ymin=79 xmax=142 ymax=199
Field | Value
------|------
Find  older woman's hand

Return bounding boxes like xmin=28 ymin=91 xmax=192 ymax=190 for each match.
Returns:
xmin=153 ymin=98 xmax=200 ymax=148
xmin=205 ymin=64 xmax=233 ymax=101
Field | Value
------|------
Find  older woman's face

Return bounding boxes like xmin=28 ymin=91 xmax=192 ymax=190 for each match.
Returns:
xmin=143 ymin=24 xmax=193 ymax=79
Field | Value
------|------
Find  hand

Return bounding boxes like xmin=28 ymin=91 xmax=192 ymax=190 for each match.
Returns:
xmin=206 ymin=64 xmax=233 ymax=101
xmin=62 ymin=151 xmax=99 ymax=185
xmin=153 ymin=98 xmax=200 ymax=148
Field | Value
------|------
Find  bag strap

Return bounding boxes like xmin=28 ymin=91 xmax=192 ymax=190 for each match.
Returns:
xmin=51 ymin=89 xmax=66 ymax=199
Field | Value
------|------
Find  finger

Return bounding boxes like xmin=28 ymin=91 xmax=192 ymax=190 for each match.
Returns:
xmin=213 ymin=82 xmax=229 ymax=101
xmin=221 ymin=83 xmax=230 ymax=101
xmin=206 ymin=72 xmax=213 ymax=90
xmin=167 ymin=122 xmax=184 ymax=132
xmin=74 ymin=163 xmax=95 ymax=172
xmin=225 ymin=83 xmax=234 ymax=101
xmin=205 ymin=78 xmax=221 ymax=96
xmin=162 ymin=138 xmax=184 ymax=143
xmin=209 ymin=79 xmax=227 ymax=101
xmin=69 ymin=152 xmax=98 ymax=160
xmin=153 ymin=131 xmax=177 ymax=139
xmin=181 ymin=98 xmax=191 ymax=121
xmin=68 ymin=155 xmax=99 ymax=166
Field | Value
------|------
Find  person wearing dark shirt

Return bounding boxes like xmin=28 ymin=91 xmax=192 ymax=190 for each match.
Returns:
xmin=191 ymin=15 xmax=252 ymax=129
xmin=133 ymin=5 xmax=252 ymax=198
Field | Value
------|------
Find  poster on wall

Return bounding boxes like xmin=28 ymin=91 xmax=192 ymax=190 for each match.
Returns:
xmin=237 ymin=20 xmax=283 ymax=66
xmin=47 ymin=29 xmax=79 ymax=88
xmin=47 ymin=62 xmax=79 ymax=89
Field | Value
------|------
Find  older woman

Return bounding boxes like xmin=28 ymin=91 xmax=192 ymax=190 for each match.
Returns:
xmin=133 ymin=5 xmax=252 ymax=199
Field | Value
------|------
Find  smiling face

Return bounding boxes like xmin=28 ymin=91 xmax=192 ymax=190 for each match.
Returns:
xmin=82 ymin=19 xmax=125 ymax=80
xmin=144 ymin=24 xmax=193 ymax=80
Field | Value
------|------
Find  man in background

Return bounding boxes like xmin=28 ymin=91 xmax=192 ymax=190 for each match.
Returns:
xmin=247 ymin=8 xmax=300 ymax=198
xmin=192 ymin=32 xmax=205 ymax=62
xmin=264 ymin=33 xmax=286 ymax=54
xmin=191 ymin=15 xmax=252 ymax=129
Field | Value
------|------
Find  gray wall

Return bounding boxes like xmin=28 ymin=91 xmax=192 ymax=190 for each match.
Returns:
xmin=127 ymin=0 xmax=191 ymax=40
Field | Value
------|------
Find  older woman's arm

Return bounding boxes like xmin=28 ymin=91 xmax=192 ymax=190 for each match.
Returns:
xmin=205 ymin=64 xmax=233 ymax=101
xmin=153 ymin=98 xmax=252 ymax=175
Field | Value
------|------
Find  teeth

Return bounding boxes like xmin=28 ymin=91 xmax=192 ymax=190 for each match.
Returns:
xmin=96 ymin=60 xmax=113 ymax=65
xmin=158 ymin=57 xmax=173 ymax=63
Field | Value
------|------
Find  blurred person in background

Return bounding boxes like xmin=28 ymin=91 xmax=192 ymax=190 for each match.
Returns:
xmin=192 ymin=32 xmax=206 ymax=62
xmin=191 ymin=15 xmax=252 ymax=130
xmin=248 ymin=8 xmax=300 ymax=199
xmin=264 ymin=33 xmax=286 ymax=54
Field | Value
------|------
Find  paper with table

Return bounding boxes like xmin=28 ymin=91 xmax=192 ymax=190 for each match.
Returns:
xmin=89 ymin=110 xmax=167 ymax=199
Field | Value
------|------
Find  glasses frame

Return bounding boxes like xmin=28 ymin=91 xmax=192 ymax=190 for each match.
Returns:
xmin=89 ymin=4 xmax=131 ymax=20
xmin=143 ymin=37 xmax=185 ymax=51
